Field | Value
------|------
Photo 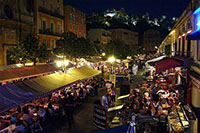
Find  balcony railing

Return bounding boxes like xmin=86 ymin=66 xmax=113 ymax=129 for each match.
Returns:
xmin=39 ymin=29 xmax=62 ymax=37
xmin=38 ymin=7 xmax=64 ymax=19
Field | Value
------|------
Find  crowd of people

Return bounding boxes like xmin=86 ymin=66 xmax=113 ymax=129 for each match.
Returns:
xmin=0 ymin=78 xmax=100 ymax=132
xmin=119 ymin=74 xmax=181 ymax=132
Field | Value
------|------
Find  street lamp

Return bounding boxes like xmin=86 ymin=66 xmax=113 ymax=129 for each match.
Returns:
xmin=108 ymin=56 xmax=115 ymax=63
xmin=56 ymin=60 xmax=69 ymax=73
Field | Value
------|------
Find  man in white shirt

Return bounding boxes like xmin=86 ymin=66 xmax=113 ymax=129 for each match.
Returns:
xmin=102 ymin=94 xmax=109 ymax=108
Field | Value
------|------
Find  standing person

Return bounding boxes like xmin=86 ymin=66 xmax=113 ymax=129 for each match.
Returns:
xmin=102 ymin=94 xmax=109 ymax=108
xmin=64 ymin=92 xmax=74 ymax=129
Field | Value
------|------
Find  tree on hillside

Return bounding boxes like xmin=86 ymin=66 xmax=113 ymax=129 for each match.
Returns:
xmin=9 ymin=33 xmax=49 ymax=65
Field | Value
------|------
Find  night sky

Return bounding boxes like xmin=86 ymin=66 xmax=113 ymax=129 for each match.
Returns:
xmin=64 ymin=0 xmax=191 ymax=18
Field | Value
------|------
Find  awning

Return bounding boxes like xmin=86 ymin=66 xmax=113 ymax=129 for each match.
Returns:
xmin=186 ymin=30 xmax=200 ymax=40
xmin=0 ymin=64 xmax=58 ymax=83
xmin=0 ymin=85 xmax=34 ymax=113
xmin=146 ymin=55 xmax=167 ymax=64
xmin=67 ymin=66 xmax=101 ymax=80
xmin=23 ymin=73 xmax=79 ymax=97
xmin=156 ymin=58 xmax=182 ymax=73
xmin=0 ymin=72 xmax=79 ymax=113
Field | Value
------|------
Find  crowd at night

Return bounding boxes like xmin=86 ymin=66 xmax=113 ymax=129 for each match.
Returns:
xmin=0 ymin=0 xmax=200 ymax=133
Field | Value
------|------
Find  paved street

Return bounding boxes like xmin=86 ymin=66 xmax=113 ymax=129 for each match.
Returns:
xmin=45 ymin=72 xmax=144 ymax=133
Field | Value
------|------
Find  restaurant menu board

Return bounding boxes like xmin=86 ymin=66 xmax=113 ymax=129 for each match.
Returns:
xmin=93 ymin=105 xmax=108 ymax=129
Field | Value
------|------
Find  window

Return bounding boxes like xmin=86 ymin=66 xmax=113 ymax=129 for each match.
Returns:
xmin=73 ymin=25 xmax=75 ymax=31
xmin=4 ymin=5 xmax=13 ymax=19
xmin=57 ymin=7 xmax=60 ymax=14
xmin=50 ymin=4 xmax=53 ymax=11
xmin=79 ymin=27 xmax=81 ymax=32
xmin=42 ymin=0 xmax=45 ymax=6
xmin=57 ymin=24 xmax=60 ymax=33
xmin=73 ymin=8 xmax=75 ymax=13
xmin=42 ymin=21 xmax=46 ymax=31
xmin=82 ymin=19 xmax=85 ymax=25
xmin=50 ymin=23 xmax=54 ymax=33
xmin=70 ymin=24 xmax=72 ymax=30
xmin=70 ymin=14 xmax=73 ymax=20
xmin=75 ymin=26 xmax=78 ymax=31
xmin=40 ymin=19 xmax=42 ymax=29
xmin=50 ymin=40 xmax=55 ymax=49
xmin=182 ymin=36 xmax=185 ymax=56
xmin=43 ymin=39 xmax=47 ymax=45
xmin=73 ymin=15 xmax=75 ymax=21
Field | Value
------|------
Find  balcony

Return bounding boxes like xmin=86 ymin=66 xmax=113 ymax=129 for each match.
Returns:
xmin=38 ymin=7 xmax=64 ymax=19
xmin=39 ymin=29 xmax=62 ymax=37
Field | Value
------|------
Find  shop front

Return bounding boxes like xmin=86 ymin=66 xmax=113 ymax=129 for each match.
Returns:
xmin=189 ymin=66 xmax=200 ymax=133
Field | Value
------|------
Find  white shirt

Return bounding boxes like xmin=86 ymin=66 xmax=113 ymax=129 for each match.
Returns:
xmin=102 ymin=96 xmax=108 ymax=108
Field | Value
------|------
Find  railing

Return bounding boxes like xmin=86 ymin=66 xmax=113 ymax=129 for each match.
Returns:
xmin=38 ymin=7 xmax=64 ymax=19
xmin=39 ymin=29 xmax=62 ymax=37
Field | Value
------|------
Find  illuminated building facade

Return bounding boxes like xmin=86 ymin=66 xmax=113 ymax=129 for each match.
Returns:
xmin=36 ymin=0 xmax=64 ymax=50
xmin=160 ymin=1 xmax=200 ymax=131
xmin=64 ymin=4 xmax=86 ymax=38
xmin=143 ymin=29 xmax=161 ymax=52
xmin=109 ymin=28 xmax=138 ymax=46
xmin=0 ymin=0 xmax=36 ymax=65
xmin=88 ymin=28 xmax=112 ymax=52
